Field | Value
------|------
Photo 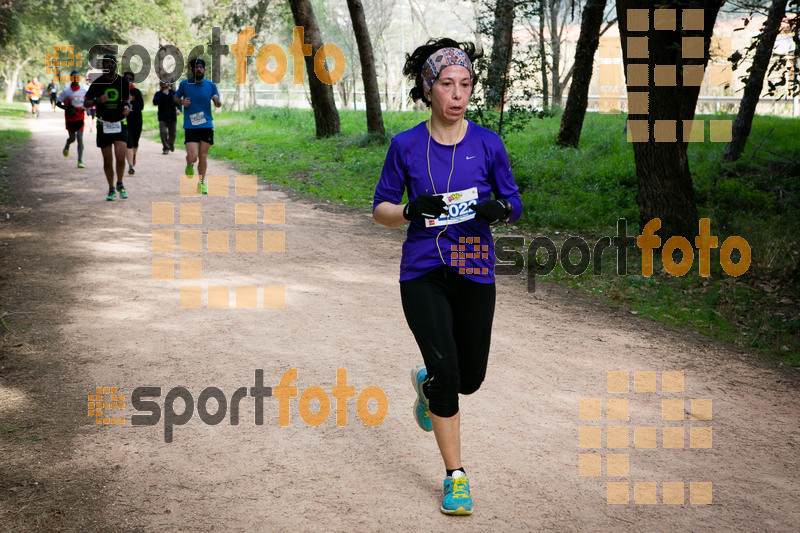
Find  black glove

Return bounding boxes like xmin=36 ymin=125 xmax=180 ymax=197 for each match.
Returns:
xmin=403 ymin=194 xmax=446 ymax=220
xmin=470 ymin=199 xmax=511 ymax=225
xmin=65 ymin=105 xmax=78 ymax=118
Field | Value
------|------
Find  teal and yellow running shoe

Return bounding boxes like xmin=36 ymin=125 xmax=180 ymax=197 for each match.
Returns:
xmin=116 ymin=182 xmax=128 ymax=199
xmin=106 ymin=188 xmax=116 ymax=201
xmin=411 ymin=364 xmax=432 ymax=432
xmin=441 ymin=471 xmax=473 ymax=515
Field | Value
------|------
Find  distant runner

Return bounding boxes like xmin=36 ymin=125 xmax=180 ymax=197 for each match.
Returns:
xmin=25 ymin=77 xmax=44 ymax=118
xmin=84 ymin=55 xmax=130 ymax=201
xmin=57 ymin=70 xmax=88 ymax=168
xmin=123 ymin=71 xmax=144 ymax=175
xmin=47 ymin=79 xmax=59 ymax=111
xmin=174 ymin=58 xmax=221 ymax=195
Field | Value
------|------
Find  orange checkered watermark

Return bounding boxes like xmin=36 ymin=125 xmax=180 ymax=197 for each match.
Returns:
xmin=151 ymin=174 xmax=286 ymax=309
xmin=88 ymin=386 xmax=125 ymax=425
xmin=598 ymin=9 xmax=734 ymax=142
xmin=45 ymin=45 xmax=83 ymax=82
xmin=578 ymin=371 xmax=713 ymax=505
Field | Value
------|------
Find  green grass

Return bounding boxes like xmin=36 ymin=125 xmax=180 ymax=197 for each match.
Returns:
xmin=0 ymin=102 xmax=32 ymax=204
xmin=146 ymin=107 xmax=426 ymax=207
xmin=142 ymin=106 xmax=800 ymax=366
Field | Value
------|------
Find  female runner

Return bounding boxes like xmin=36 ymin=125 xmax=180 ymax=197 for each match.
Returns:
xmin=372 ymin=38 xmax=522 ymax=516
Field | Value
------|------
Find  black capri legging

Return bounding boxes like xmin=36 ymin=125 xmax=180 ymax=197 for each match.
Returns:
xmin=400 ymin=266 xmax=496 ymax=418
xmin=126 ymin=117 xmax=143 ymax=148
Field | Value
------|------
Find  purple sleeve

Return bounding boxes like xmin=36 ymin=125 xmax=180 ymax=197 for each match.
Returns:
xmin=488 ymin=139 xmax=523 ymax=223
xmin=372 ymin=138 xmax=406 ymax=212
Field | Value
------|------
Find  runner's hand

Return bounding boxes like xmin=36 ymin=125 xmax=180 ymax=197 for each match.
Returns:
xmin=403 ymin=194 xmax=446 ymax=220
xmin=470 ymin=199 xmax=511 ymax=225
xmin=183 ymin=97 xmax=191 ymax=107
xmin=99 ymin=94 xmax=108 ymax=104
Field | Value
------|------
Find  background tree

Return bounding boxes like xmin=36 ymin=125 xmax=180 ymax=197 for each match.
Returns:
xmin=723 ymin=0 xmax=792 ymax=161
xmin=288 ymin=0 xmax=341 ymax=137
xmin=487 ymin=0 xmax=517 ymax=108
xmin=556 ymin=0 xmax=608 ymax=147
xmin=538 ymin=0 xmax=549 ymax=106
xmin=0 ymin=0 xmax=186 ymax=102
xmin=346 ymin=0 xmax=385 ymax=134
xmin=616 ymin=0 xmax=724 ymax=241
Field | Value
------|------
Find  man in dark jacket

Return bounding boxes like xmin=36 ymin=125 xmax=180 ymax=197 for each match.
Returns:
xmin=153 ymin=81 xmax=181 ymax=155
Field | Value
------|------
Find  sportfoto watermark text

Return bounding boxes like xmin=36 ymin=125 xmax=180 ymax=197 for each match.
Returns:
xmin=496 ymin=218 xmax=750 ymax=292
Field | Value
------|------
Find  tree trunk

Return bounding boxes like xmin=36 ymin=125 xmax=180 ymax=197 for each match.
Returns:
xmin=346 ymin=0 xmax=385 ymax=135
xmin=288 ymin=0 xmax=341 ymax=138
xmin=5 ymin=56 xmax=29 ymax=103
xmin=793 ymin=2 xmax=799 ymax=93
xmin=487 ymin=0 xmax=515 ymax=109
xmin=539 ymin=0 xmax=549 ymax=108
xmin=233 ymin=83 xmax=244 ymax=111
xmin=556 ymin=0 xmax=607 ymax=147
xmin=471 ymin=0 xmax=484 ymax=54
xmin=616 ymin=1 xmax=723 ymax=242
xmin=723 ymin=0 xmax=789 ymax=162
xmin=549 ymin=0 xmax=562 ymax=106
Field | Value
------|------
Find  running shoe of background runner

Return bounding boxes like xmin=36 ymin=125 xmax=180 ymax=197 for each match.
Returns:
xmin=411 ymin=364 xmax=433 ymax=432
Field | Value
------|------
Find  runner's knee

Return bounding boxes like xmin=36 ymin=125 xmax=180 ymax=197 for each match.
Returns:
xmin=459 ymin=375 xmax=485 ymax=396
xmin=426 ymin=358 xmax=460 ymax=418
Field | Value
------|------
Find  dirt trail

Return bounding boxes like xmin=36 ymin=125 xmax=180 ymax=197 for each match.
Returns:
xmin=0 ymin=109 xmax=798 ymax=532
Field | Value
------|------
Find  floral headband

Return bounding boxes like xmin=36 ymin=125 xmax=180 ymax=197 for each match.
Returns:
xmin=421 ymin=47 xmax=474 ymax=93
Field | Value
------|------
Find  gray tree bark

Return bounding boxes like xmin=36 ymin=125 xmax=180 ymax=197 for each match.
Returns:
xmin=723 ymin=0 xmax=789 ymax=162
xmin=556 ymin=0 xmax=607 ymax=147
xmin=288 ymin=0 xmax=341 ymax=138
xmin=346 ymin=0 xmax=385 ymax=134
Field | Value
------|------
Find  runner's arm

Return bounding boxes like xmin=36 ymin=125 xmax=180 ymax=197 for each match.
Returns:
xmin=372 ymin=202 xmax=408 ymax=228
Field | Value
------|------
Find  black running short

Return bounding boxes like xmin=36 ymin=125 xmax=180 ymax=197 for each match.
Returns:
xmin=184 ymin=127 xmax=214 ymax=145
xmin=66 ymin=120 xmax=84 ymax=134
xmin=96 ymin=122 xmax=128 ymax=148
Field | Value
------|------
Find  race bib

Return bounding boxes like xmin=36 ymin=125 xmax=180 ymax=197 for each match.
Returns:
xmin=425 ymin=187 xmax=479 ymax=227
xmin=102 ymin=121 xmax=122 ymax=134
xmin=189 ymin=111 xmax=207 ymax=126
xmin=72 ymin=97 xmax=84 ymax=108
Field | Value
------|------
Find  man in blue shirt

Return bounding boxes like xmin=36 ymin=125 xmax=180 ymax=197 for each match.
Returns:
xmin=174 ymin=58 xmax=221 ymax=194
